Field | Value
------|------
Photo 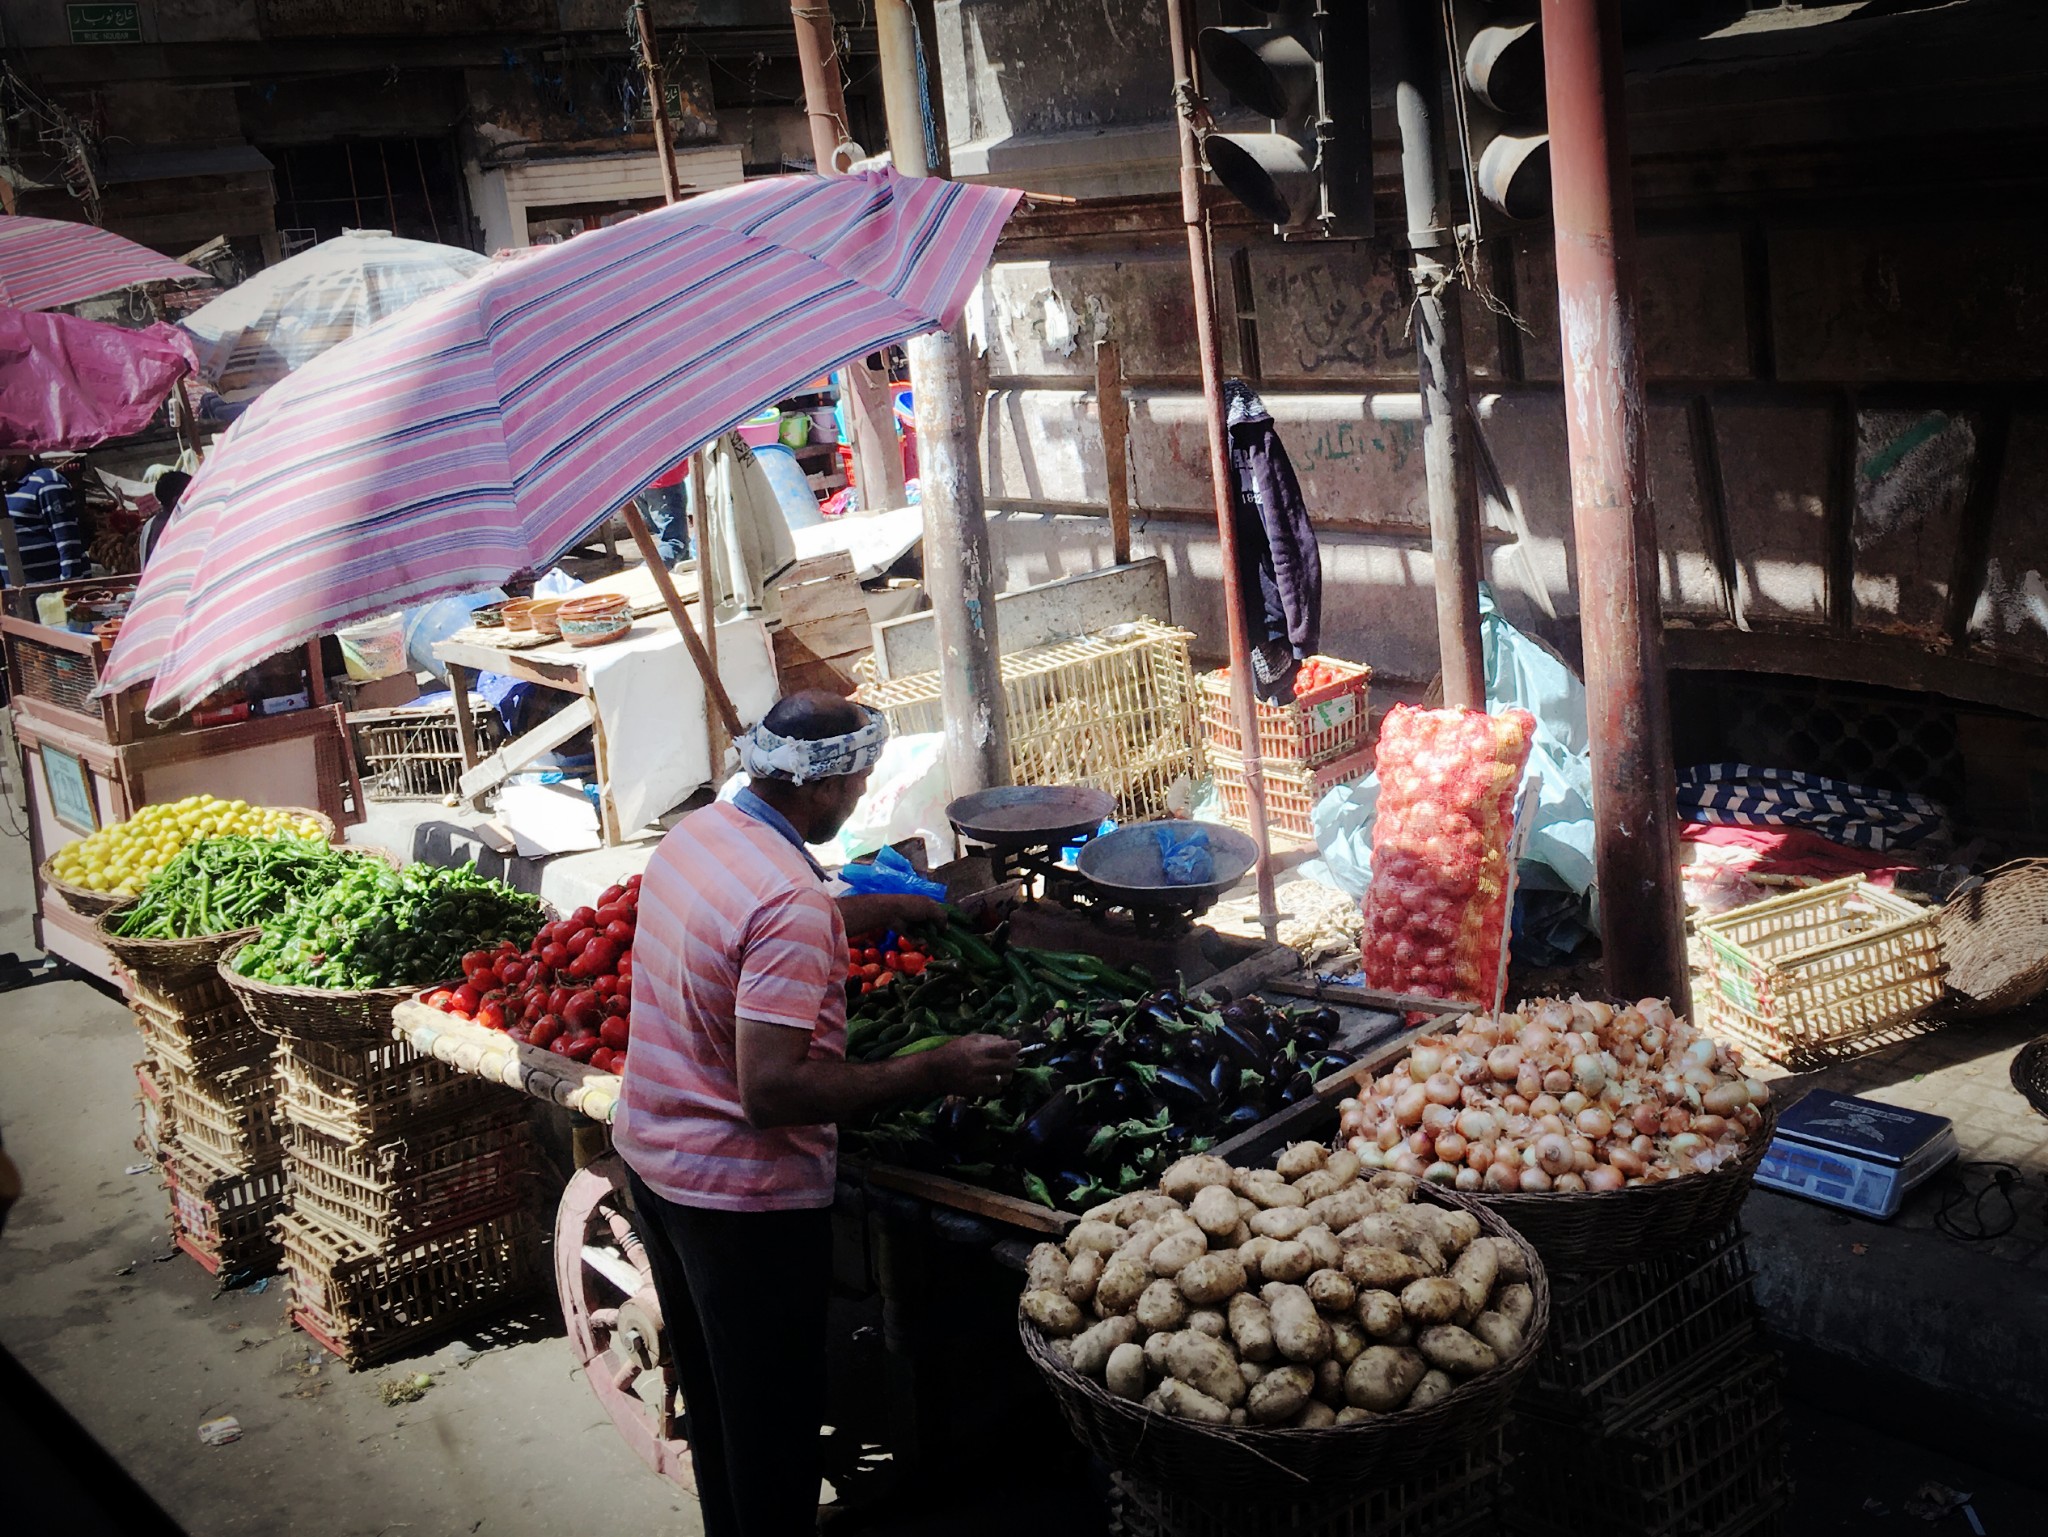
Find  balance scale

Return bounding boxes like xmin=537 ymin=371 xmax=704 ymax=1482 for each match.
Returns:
xmin=1754 ymin=1090 xmax=1959 ymax=1219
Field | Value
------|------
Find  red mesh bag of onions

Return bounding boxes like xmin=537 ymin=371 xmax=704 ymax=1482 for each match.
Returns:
xmin=1362 ymin=705 xmax=1537 ymax=1007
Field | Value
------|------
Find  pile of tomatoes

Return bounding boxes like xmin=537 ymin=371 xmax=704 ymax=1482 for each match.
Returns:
xmin=422 ymin=874 xmax=639 ymax=1074
xmin=846 ymin=929 xmax=930 ymax=995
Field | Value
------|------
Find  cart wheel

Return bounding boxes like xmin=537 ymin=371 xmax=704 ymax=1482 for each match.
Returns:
xmin=555 ymin=1154 xmax=695 ymax=1491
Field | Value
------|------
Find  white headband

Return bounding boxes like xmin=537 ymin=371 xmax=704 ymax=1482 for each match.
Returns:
xmin=740 ymin=706 xmax=889 ymax=785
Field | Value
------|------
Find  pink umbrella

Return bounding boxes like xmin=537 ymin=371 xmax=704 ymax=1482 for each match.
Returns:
xmin=0 ymin=214 xmax=206 ymax=311
xmin=101 ymin=168 xmax=1019 ymax=718
xmin=0 ymin=307 xmax=198 ymax=453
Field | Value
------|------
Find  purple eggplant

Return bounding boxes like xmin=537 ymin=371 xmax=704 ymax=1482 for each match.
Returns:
xmin=1153 ymin=1066 xmax=1216 ymax=1114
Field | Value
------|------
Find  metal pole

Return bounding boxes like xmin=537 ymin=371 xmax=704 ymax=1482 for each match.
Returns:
xmin=1167 ymin=0 xmax=1277 ymax=940
xmin=1392 ymin=0 xmax=1485 ymax=710
xmin=1541 ymin=0 xmax=1689 ymax=1010
xmin=632 ymin=1 xmax=685 ymax=204
xmin=789 ymin=1 xmax=909 ymax=510
xmin=875 ymin=0 xmax=1010 ymax=793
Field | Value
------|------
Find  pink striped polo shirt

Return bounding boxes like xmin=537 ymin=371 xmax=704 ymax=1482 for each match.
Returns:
xmin=614 ymin=801 xmax=846 ymax=1211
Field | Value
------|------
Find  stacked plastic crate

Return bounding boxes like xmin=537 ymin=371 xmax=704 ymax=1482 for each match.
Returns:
xmin=1498 ymin=1221 xmax=1790 ymax=1537
xmin=1198 ymin=657 xmax=1375 ymax=846
xmin=268 ymin=1025 xmax=541 ymax=1368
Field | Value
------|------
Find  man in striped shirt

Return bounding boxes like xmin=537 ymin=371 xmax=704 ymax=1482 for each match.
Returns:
xmin=615 ymin=691 xmax=1015 ymax=1537
xmin=2 ymin=458 xmax=90 ymax=587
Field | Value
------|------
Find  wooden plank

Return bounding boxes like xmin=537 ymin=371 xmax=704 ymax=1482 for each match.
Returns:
xmin=773 ymin=611 xmax=873 ymax=667
xmin=863 ymin=1164 xmax=1076 ymax=1236
xmin=784 ymin=550 xmax=858 ymax=586
xmin=1262 ymin=977 xmax=1481 ymax=1017
xmin=1097 ymin=339 xmax=1132 ymax=564
xmin=456 ymin=696 xmax=594 ymax=800
xmin=779 ymin=578 xmax=871 ymax=629
xmin=1192 ymin=941 xmax=1303 ymax=1002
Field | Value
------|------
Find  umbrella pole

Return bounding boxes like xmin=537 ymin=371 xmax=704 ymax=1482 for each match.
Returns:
xmin=624 ymin=502 xmax=745 ymax=743
xmin=631 ymin=1 xmax=686 ymax=205
xmin=1166 ymin=0 xmax=1278 ymax=943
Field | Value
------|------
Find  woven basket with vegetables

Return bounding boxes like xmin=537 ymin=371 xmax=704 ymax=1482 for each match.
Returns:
xmin=44 ymin=797 xmax=333 ymax=914
xmin=223 ymin=859 xmax=544 ymax=1043
xmin=1337 ymin=996 xmax=1775 ymax=1269
xmin=1019 ymin=1146 xmax=1548 ymax=1500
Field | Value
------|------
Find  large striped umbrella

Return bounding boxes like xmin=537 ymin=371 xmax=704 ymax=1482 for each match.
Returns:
xmin=102 ymin=169 xmax=1019 ymax=717
xmin=0 ymin=214 xmax=206 ymax=311
xmin=181 ymin=229 xmax=490 ymax=395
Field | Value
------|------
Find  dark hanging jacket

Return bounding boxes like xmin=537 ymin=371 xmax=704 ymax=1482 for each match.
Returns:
xmin=1224 ymin=380 xmax=1322 ymax=703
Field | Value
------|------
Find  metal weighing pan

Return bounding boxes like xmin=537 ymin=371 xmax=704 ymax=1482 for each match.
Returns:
xmin=1073 ymin=819 xmax=1259 ymax=913
xmin=947 ymin=785 xmax=1115 ymax=852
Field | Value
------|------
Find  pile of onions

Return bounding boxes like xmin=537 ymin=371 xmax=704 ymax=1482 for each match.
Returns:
xmin=1335 ymin=997 xmax=1770 ymax=1194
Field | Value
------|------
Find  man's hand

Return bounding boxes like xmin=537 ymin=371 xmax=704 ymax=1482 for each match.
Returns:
xmin=835 ymin=891 xmax=946 ymax=937
xmin=923 ymin=1033 xmax=1021 ymax=1099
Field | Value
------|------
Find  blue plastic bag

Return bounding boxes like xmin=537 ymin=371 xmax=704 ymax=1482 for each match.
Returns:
xmin=1153 ymin=824 xmax=1215 ymax=886
xmin=838 ymin=844 xmax=947 ymax=902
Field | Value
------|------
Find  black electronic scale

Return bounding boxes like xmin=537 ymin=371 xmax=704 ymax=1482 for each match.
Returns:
xmin=1754 ymin=1090 xmax=1958 ymax=1219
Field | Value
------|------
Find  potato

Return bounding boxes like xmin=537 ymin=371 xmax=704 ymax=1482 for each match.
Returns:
xmin=1115 ymin=1221 xmax=1164 ymax=1266
xmin=1022 ymin=1288 xmax=1084 ymax=1337
xmin=1150 ymin=1231 xmax=1210 ymax=1277
xmin=1250 ymin=1206 xmax=1314 ymax=1241
xmin=1334 ymin=1406 xmax=1373 ymax=1425
xmin=1237 ymin=1235 xmax=1278 ymax=1283
xmin=1266 ymin=1284 xmax=1333 ymax=1364
xmin=1328 ymin=1318 xmax=1367 ymax=1367
xmin=1371 ymin=1170 xmax=1420 ymax=1200
xmin=1065 ymin=1248 xmax=1106 ymax=1306
xmin=1095 ymin=1258 xmax=1151 ymax=1317
xmin=1162 ymin=1154 xmax=1237 ymax=1203
xmin=1276 ymin=1141 xmax=1328 ymax=1180
xmin=1472 ymin=1311 xmax=1523 ymax=1360
xmin=1400 ymin=1277 xmax=1464 ymax=1326
xmin=1343 ymin=1246 xmax=1424 ymax=1291
xmin=1417 ymin=1324 xmax=1498 ymax=1377
xmin=1071 ymin=1315 xmax=1140 ymax=1376
xmin=1228 ymin=1292 xmax=1276 ymax=1363
xmin=1158 ymin=1378 xmax=1232 ymax=1424
xmin=1125 ymin=1194 xmax=1181 ymax=1226
xmin=1105 ymin=1342 xmax=1148 ymax=1400
xmin=1178 ymin=1251 xmax=1248 ymax=1307
xmin=1154 ymin=1208 xmax=1202 ymax=1238
xmin=1322 ymin=1149 xmax=1363 ymax=1187
xmin=1294 ymin=1400 xmax=1338 ymax=1429
xmin=1344 ymin=1345 xmax=1427 ymax=1411
xmin=1026 ymin=1243 xmax=1070 ymax=1294
xmin=1306 ymin=1269 xmax=1356 ymax=1315
xmin=1189 ymin=1184 xmax=1241 ymax=1240
xmin=1314 ymin=1356 xmax=1346 ymax=1406
xmin=1230 ymin=1166 xmax=1273 ymax=1198
xmin=1356 ymin=1289 xmax=1405 ymax=1340
xmin=1261 ymin=1240 xmax=1315 ymax=1284
xmin=1246 ymin=1178 xmax=1307 ymax=1210
xmin=1239 ymin=1360 xmax=1265 ymax=1387
xmin=1298 ymin=1224 xmax=1343 ymax=1272
xmin=1082 ymin=1194 xmax=1141 ymax=1226
xmin=1066 ymin=1220 xmax=1123 ymax=1258
xmin=1165 ymin=1330 xmax=1247 ymax=1408
xmin=1447 ymin=1238 xmax=1498 ymax=1322
xmin=1229 ymin=1408 xmax=1248 ymax=1426
xmin=1294 ymin=1167 xmax=1351 ymax=1205
xmin=1051 ymin=1338 xmax=1075 ymax=1365
xmin=1144 ymin=1331 xmax=1175 ymax=1379
xmin=1187 ymin=1307 xmax=1229 ymax=1339
xmin=1137 ymin=1278 xmax=1190 ymax=1334
xmin=1409 ymin=1368 xmax=1457 ymax=1408
xmin=1237 ymin=1361 xmax=1310 ymax=1424
xmin=1495 ymin=1282 xmax=1535 ymax=1334
xmin=1485 ymin=1235 xmax=1531 ymax=1284
xmin=1141 ymin=1387 xmax=1167 ymax=1414
xmin=1435 ymin=1208 xmax=1482 ymax=1254
xmin=1307 ymin=1187 xmax=1375 ymax=1231
xmin=1227 ymin=1220 xmax=1254 ymax=1249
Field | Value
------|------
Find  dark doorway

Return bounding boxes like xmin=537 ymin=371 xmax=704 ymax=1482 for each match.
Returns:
xmin=260 ymin=138 xmax=472 ymax=252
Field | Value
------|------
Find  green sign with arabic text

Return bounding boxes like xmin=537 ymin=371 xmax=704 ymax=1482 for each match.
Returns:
xmin=68 ymin=3 xmax=143 ymax=43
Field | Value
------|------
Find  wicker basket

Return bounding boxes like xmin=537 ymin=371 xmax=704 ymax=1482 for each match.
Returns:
xmin=131 ymin=993 xmax=270 ymax=1079
xmin=1021 ymin=1192 xmax=1548 ymax=1500
xmin=218 ymin=939 xmax=439 ymax=1045
xmin=98 ymin=901 xmax=260 ymax=996
xmin=284 ymin=1112 xmax=534 ymax=1249
xmin=1937 ymin=859 xmax=2048 ymax=1017
xmin=275 ymin=1031 xmax=503 ymax=1147
xmin=1695 ymin=876 xmax=1945 ymax=1066
xmin=278 ymin=1207 xmax=542 ymax=1368
xmin=1468 ymin=1104 xmax=1776 ymax=1273
xmin=135 ymin=1062 xmax=174 ymax=1162
xmin=2011 ymin=1036 xmax=2048 ymax=1118
xmin=163 ymin=1145 xmax=288 ymax=1278
xmin=40 ymin=805 xmax=341 ymax=918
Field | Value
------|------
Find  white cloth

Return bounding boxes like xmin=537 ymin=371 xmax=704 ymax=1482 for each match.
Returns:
xmin=695 ymin=432 xmax=798 ymax=629
xmin=738 ymin=705 xmax=887 ymax=784
xmin=789 ymin=503 xmax=925 ymax=581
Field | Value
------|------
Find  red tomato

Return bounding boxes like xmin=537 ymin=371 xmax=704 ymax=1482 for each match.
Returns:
xmin=530 ymin=1014 xmax=565 ymax=1048
xmin=522 ymin=995 xmax=547 ymax=1024
xmin=540 ymin=941 xmax=569 ymax=971
xmin=604 ymin=919 xmax=634 ymax=945
xmin=495 ymin=956 xmax=527 ymax=986
xmin=452 ymin=982 xmax=483 ymax=1013
xmin=898 ymin=952 xmax=928 ymax=976
xmin=449 ymin=1009 xmax=473 ymax=1022
xmin=599 ymin=1016 xmax=630 ymax=1050
xmin=544 ymin=985 xmax=569 ymax=1015
xmin=565 ymin=929 xmax=593 ymax=959
xmin=626 ymin=873 xmax=642 ymax=890
xmin=606 ymin=993 xmax=630 ymax=1018
xmin=505 ymin=1025 xmax=531 ymax=1045
xmin=547 ymin=1033 xmax=577 ymax=1056
xmin=595 ymin=903 xmax=625 ymax=929
xmin=570 ymin=906 xmax=597 ymax=929
xmin=563 ymin=992 xmax=602 ymax=1033
xmin=478 ymin=1001 xmax=507 ymax=1031
xmin=598 ymin=883 xmax=626 ymax=908
xmin=593 ymin=975 xmax=616 ymax=1000
xmin=460 ymin=950 xmax=494 ymax=979
xmin=581 ymin=937 xmax=619 ymax=976
xmin=563 ymin=1034 xmax=601 ymax=1063
xmin=590 ymin=1048 xmax=617 ymax=1074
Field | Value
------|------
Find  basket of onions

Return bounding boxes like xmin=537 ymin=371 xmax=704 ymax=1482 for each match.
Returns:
xmin=1335 ymin=996 xmax=1776 ymax=1269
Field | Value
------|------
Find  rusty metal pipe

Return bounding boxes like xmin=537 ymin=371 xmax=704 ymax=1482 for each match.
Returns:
xmin=1391 ymin=0 xmax=1485 ymax=710
xmin=1541 ymin=0 xmax=1690 ymax=1010
xmin=1168 ymin=0 xmax=1278 ymax=941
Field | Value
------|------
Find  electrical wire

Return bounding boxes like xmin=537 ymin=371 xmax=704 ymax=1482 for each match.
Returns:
xmin=1932 ymin=1160 xmax=2021 ymax=1242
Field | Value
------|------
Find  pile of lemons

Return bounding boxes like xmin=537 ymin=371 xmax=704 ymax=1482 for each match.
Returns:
xmin=49 ymin=796 xmax=326 ymax=897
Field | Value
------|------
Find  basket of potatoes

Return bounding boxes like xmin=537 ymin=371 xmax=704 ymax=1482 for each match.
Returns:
xmin=1017 ymin=1142 xmax=1549 ymax=1499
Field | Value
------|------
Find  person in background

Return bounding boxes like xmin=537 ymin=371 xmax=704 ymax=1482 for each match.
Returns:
xmin=138 ymin=470 xmax=192 ymax=566
xmin=2 ymin=457 xmax=89 ymax=587
xmin=635 ymin=455 xmax=692 ymax=565
xmin=613 ymin=690 xmax=1017 ymax=1537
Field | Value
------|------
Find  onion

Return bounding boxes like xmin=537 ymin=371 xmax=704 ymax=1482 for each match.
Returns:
xmin=1681 ymin=1037 xmax=1717 ymax=1072
xmin=1455 ymin=1165 xmax=1483 ymax=1192
xmin=1535 ymin=1134 xmax=1574 ymax=1177
xmin=1357 ymin=1145 xmax=1388 ymax=1169
xmin=1484 ymin=1160 xmax=1521 ymax=1193
xmin=1690 ymin=1114 xmax=1730 ymax=1141
xmin=1530 ymin=1093 xmax=1562 ymax=1119
xmin=1608 ymin=1147 xmax=1646 ymax=1178
xmin=1561 ymin=1090 xmax=1589 ymax=1118
xmin=1574 ymin=997 xmax=1613 ymax=1029
xmin=1573 ymin=1053 xmax=1608 ymax=1095
xmin=1391 ymin=1148 xmax=1427 ymax=1176
xmin=1424 ymin=1160 xmax=1459 ymax=1185
xmin=1347 ymin=1135 xmax=1373 ymax=1159
xmin=1661 ymin=1106 xmax=1693 ymax=1137
xmin=1457 ymin=1108 xmax=1495 ymax=1142
xmin=1583 ymin=1164 xmax=1625 ymax=1193
xmin=1553 ymin=1172 xmax=1587 ymax=1194
xmin=1424 ymin=1073 xmax=1461 ymax=1107
xmin=1377 ymin=1120 xmax=1403 ymax=1152
xmin=1542 ymin=1068 xmax=1574 ymax=1097
xmin=1535 ymin=1000 xmax=1573 ymax=1033
xmin=1409 ymin=1041 xmax=1446 ymax=1078
xmin=1421 ymin=1102 xmax=1458 ymax=1136
xmin=1515 ymin=1064 xmax=1545 ymax=1101
xmin=1669 ymin=1132 xmax=1707 ymax=1158
xmin=1434 ymin=1132 xmax=1468 ymax=1164
xmin=1518 ymin=1167 xmax=1554 ymax=1193
xmin=1502 ymin=1094 xmax=1531 ymax=1117
xmin=1465 ymin=1143 xmax=1494 ymax=1173
xmin=1520 ymin=1022 xmax=1556 ymax=1057
xmin=1630 ymin=1103 xmax=1662 ymax=1137
xmin=1537 ymin=1114 xmax=1568 ymax=1139
xmin=1744 ymin=1078 xmax=1773 ymax=1105
xmin=1407 ymin=1129 xmax=1435 ymax=1159
xmin=1487 ymin=1045 xmax=1524 ymax=1083
xmin=1577 ymin=1107 xmax=1614 ymax=1139
xmin=1395 ymin=1086 xmax=1428 ymax=1126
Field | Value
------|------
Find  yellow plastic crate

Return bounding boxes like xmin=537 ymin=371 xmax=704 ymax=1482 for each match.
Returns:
xmin=1695 ymin=875 xmax=1945 ymax=1067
